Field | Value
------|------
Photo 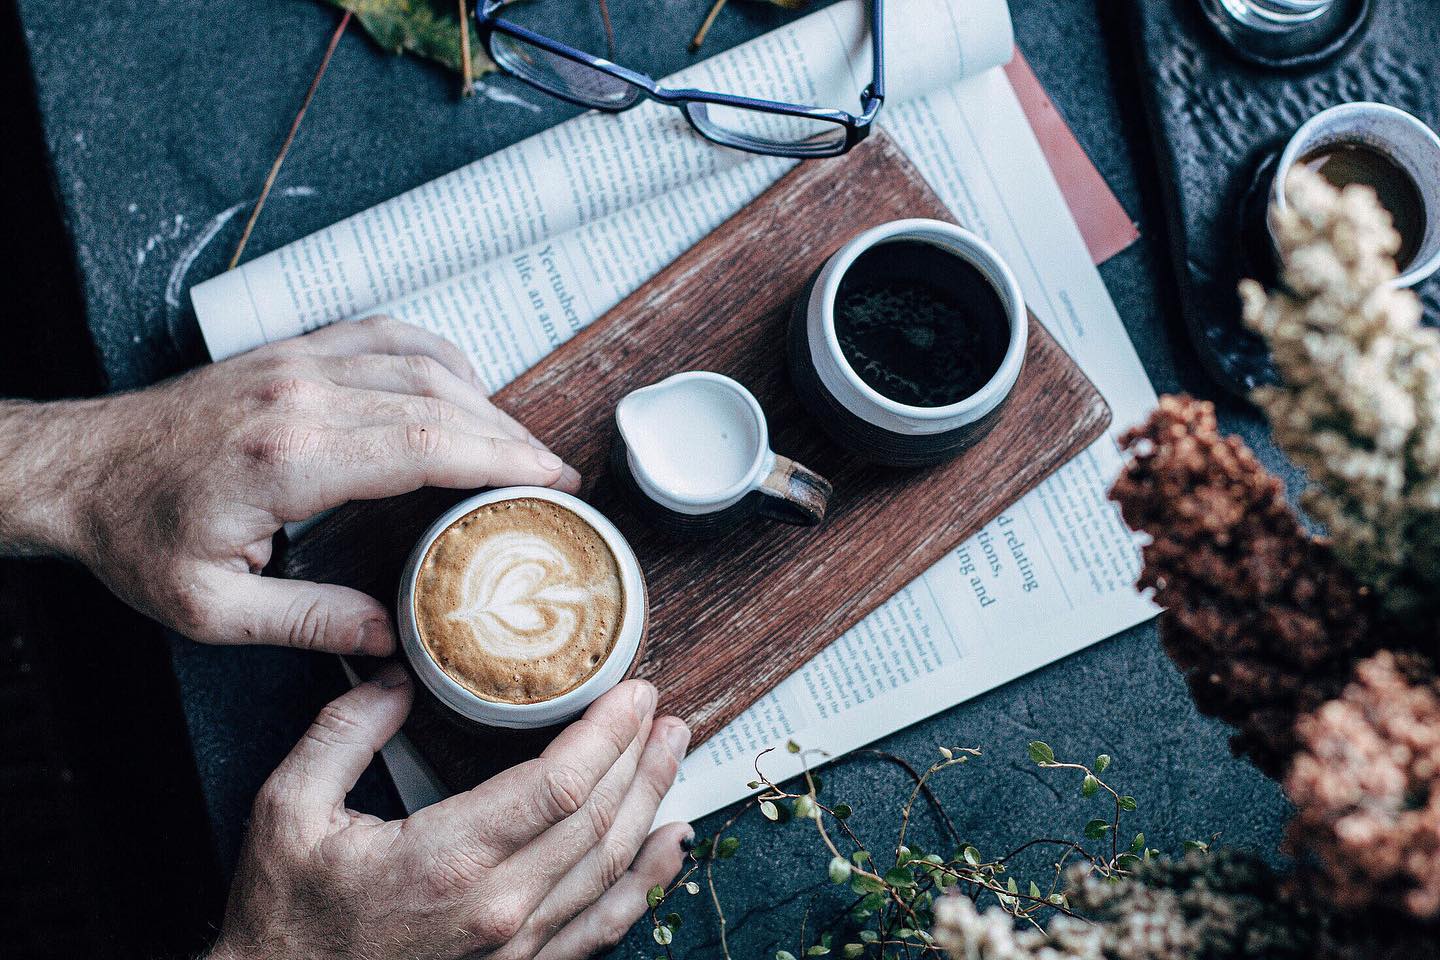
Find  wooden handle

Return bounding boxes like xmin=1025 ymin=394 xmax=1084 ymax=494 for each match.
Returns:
xmin=756 ymin=455 xmax=832 ymax=526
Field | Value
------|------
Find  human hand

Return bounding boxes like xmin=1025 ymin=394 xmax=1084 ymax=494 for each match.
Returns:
xmin=211 ymin=671 xmax=691 ymax=960
xmin=1 ymin=317 xmax=578 ymax=655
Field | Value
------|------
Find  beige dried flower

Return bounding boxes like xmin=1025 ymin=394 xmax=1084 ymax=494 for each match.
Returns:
xmin=1241 ymin=166 xmax=1440 ymax=614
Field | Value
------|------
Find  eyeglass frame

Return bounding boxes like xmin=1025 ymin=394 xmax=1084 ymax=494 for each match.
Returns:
xmin=475 ymin=0 xmax=885 ymax=159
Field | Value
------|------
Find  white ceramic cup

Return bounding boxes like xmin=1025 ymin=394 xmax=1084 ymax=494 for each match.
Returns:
xmin=397 ymin=486 xmax=647 ymax=729
xmin=1270 ymin=102 xmax=1440 ymax=288
xmin=790 ymin=218 xmax=1028 ymax=466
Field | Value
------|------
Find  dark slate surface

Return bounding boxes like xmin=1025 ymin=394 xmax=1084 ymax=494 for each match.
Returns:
xmin=1131 ymin=0 xmax=1440 ymax=396
xmin=17 ymin=0 xmax=1302 ymax=955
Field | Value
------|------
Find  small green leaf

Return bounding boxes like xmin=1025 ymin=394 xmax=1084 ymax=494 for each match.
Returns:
xmin=884 ymin=865 xmax=915 ymax=888
xmin=747 ymin=780 xmax=762 ymax=789
xmin=1083 ymin=818 xmax=1110 ymax=839
xmin=665 ymin=912 xmax=683 ymax=929
xmin=1047 ymin=893 xmax=1065 ymax=906
xmin=716 ymin=836 xmax=740 ymax=859
xmin=962 ymin=845 xmax=981 ymax=866
xmin=1115 ymin=853 xmax=1141 ymax=870
xmin=1027 ymin=741 xmax=1056 ymax=764
xmin=653 ymin=926 xmax=673 ymax=946
xmin=851 ymin=850 xmax=871 ymax=866
xmin=1006 ymin=877 xmax=1019 ymax=894
xmin=760 ymin=800 xmax=779 ymax=821
xmin=1130 ymin=833 xmax=1145 ymax=854
xmin=828 ymin=856 xmax=852 ymax=884
xmin=793 ymin=795 xmax=816 ymax=820
xmin=1183 ymin=839 xmax=1210 ymax=853
xmin=859 ymin=930 xmax=879 ymax=943
xmin=1118 ymin=795 xmax=1137 ymax=812
xmin=1028 ymin=880 xmax=1042 ymax=899
xmin=833 ymin=802 xmax=853 ymax=820
xmin=896 ymin=845 xmax=912 ymax=865
xmin=775 ymin=951 xmax=797 ymax=960
xmin=1081 ymin=774 xmax=1100 ymax=797
xmin=786 ymin=740 xmax=801 ymax=753
xmin=939 ymin=746 xmax=953 ymax=760
xmin=691 ymin=837 xmax=713 ymax=860
xmin=646 ymin=884 xmax=664 ymax=908
xmin=806 ymin=946 xmax=830 ymax=957
xmin=842 ymin=945 xmax=864 ymax=959
xmin=1095 ymin=754 xmax=1112 ymax=773
xmin=897 ymin=928 xmax=915 ymax=939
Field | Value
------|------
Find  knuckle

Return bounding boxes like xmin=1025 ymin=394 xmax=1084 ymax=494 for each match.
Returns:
xmin=307 ymin=700 xmax=363 ymax=747
xmin=583 ymin=787 xmax=618 ymax=841
xmin=285 ymin=597 xmax=337 ymax=653
xmin=255 ymin=373 xmax=321 ymax=411
xmin=244 ymin=422 xmax=326 ymax=468
xmin=401 ymin=422 xmax=450 ymax=461
xmin=596 ymin=834 xmax=633 ymax=889
xmin=402 ymin=353 xmax=446 ymax=390
xmin=540 ymin=763 xmax=589 ymax=821
xmin=464 ymin=897 xmax=528 ymax=948
xmin=422 ymin=844 xmax=494 ymax=900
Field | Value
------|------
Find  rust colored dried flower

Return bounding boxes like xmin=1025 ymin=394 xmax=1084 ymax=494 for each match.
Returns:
xmin=1286 ymin=649 xmax=1440 ymax=919
xmin=1110 ymin=395 xmax=1383 ymax=774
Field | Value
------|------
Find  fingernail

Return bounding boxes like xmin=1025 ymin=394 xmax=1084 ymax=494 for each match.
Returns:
xmin=560 ymin=465 xmax=582 ymax=489
xmin=526 ymin=433 xmax=549 ymax=451
xmin=633 ymin=681 xmax=657 ymax=716
xmin=358 ymin=619 xmax=396 ymax=655
xmin=535 ymin=449 xmax=563 ymax=472
xmin=680 ymin=829 xmax=698 ymax=851
xmin=665 ymin=720 xmax=691 ymax=760
xmin=372 ymin=661 xmax=411 ymax=689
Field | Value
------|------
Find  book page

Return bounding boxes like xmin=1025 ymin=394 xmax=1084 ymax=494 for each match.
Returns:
xmin=192 ymin=0 xmax=1014 ymax=361
xmin=655 ymin=67 xmax=1157 ymax=823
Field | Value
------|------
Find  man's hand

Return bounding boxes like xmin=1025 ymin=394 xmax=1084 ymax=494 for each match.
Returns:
xmin=0 ymin=317 xmax=579 ymax=655
xmin=211 ymin=671 xmax=692 ymax=960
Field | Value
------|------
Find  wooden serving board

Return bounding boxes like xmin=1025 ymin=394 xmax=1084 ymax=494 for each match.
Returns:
xmin=280 ymin=132 xmax=1111 ymax=791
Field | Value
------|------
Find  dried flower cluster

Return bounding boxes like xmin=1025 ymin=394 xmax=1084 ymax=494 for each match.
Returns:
xmin=931 ymin=850 xmax=1311 ymax=960
xmin=1286 ymin=650 xmax=1440 ymax=918
xmin=1241 ymin=167 xmax=1440 ymax=616
xmin=1109 ymin=395 xmax=1383 ymax=774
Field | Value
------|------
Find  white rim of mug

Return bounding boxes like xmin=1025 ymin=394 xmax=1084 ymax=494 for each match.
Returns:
xmin=397 ymin=486 xmax=646 ymax=729
xmin=816 ymin=218 xmax=1028 ymax=424
xmin=616 ymin=371 xmax=772 ymax=515
xmin=1271 ymin=102 xmax=1440 ymax=288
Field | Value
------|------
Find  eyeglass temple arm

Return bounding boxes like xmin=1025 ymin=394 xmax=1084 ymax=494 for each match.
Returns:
xmin=865 ymin=0 xmax=886 ymax=108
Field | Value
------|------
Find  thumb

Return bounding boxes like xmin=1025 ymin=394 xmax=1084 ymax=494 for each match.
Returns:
xmin=264 ymin=662 xmax=415 ymax=821
xmin=195 ymin=570 xmax=397 ymax=655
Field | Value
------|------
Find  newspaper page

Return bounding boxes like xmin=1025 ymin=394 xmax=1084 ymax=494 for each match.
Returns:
xmin=189 ymin=0 xmax=1158 ymax=821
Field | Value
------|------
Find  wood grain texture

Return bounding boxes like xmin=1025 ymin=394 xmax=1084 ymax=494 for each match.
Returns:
xmin=280 ymin=132 xmax=1112 ymax=791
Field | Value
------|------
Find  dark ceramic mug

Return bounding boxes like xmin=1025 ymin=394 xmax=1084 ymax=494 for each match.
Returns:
xmin=611 ymin=371 xmax=831 ymax=538
xmin=787 ymin=218 xmax=1027 ymax=466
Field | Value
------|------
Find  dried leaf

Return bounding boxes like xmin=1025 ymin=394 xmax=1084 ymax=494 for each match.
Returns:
xmin=320 ymin=0 xmax=497 ymax=78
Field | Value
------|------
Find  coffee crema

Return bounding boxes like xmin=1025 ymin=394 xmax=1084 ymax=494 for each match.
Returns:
xmin=414 ymin=497 xmax=625 ymax=704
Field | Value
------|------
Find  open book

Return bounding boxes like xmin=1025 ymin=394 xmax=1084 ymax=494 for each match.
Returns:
xmin=192 ymin=0 xmax=1157 ymax=823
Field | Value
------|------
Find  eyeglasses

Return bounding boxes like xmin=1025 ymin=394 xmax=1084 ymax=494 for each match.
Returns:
xmin=475 ymin=0 xmax=885 ymax=158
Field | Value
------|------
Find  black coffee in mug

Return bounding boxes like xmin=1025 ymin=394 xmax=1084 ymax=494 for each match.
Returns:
xmin=833 ymin=240 xmax=1009 ymax=408
xmin=1299 ymin=142 xmax=1425 ymax=269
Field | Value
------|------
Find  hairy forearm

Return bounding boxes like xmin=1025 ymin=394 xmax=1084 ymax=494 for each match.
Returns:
xmin=0 ymin=398 xmax=104 ymax=558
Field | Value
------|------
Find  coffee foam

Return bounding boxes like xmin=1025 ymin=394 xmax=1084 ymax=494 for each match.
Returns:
xmin=415 ymin=497 xmax=625 ymax=704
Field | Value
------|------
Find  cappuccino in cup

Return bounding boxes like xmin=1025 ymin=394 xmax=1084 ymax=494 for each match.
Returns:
xmin=399 ymin=487 xmax=647 ymax=728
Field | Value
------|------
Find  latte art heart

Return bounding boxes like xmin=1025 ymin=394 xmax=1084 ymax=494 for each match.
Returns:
xmin=415 ymin=498 xmax=626 ymax=704
xmin=447 ymin=532 xmax=603 ymax=661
